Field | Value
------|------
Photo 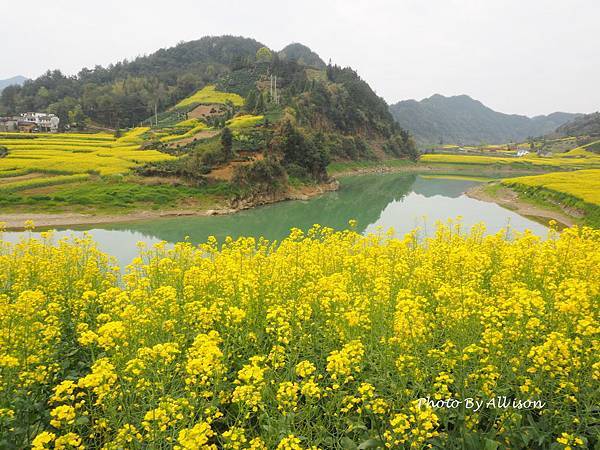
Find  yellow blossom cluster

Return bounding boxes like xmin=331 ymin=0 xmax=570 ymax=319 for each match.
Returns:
xmin=1 ymin=222 xmax=598 ymax=448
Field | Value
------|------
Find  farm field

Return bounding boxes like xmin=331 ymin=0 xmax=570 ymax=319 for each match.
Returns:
xmin=174 ymin=85 xmax=245 ymax=109
xmin=0 ymin=223 xmax=598 ymax=449
xmin=420 ymin=151 xmax=600 ymax=169
xmin=501 ymin=169 xmax=600 ymax=227
xmin=0 ymin=129 xmax=173 ymax=182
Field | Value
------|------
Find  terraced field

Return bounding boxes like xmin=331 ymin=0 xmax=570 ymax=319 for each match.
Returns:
xmin=226 ymin=114 xmax=264 ymax=129
xmin=420 ymin=150 xmax=600 ymax=169
xmin=0 ymin=129 xmax=174 ymax=192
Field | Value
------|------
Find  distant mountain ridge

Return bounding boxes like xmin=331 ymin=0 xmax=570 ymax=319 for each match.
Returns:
xmin=556 ymin=112 xmax=600 ymax=137
xmin=389 ymin=94 xmax=580 ymax=146
xmin=0 ymin=75 xmax=28 ymax=92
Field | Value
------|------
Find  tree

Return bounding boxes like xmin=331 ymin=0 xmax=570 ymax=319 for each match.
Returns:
xmin=256 ymin=47 xmax=273 ymax=63
xmin=255 ymin=92 xmax=265 ymax=114
xmin=245 ymin=89 xmax=258 ymax=113
xmin=271 ymin=120 xmax=329 ymax=181
xmin=69 ymin=105 xmax=88 ymax=129
xmin=221 ymin=127 xmax=233 ymax=159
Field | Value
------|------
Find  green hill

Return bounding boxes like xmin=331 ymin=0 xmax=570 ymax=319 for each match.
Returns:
xmin=278 ymin=43 xmax=326 ymax=68
xmin=0 ymin=36 xmax=417 ymax=193
xmin=0 ymin=36 xmax=409 ymax=150
xmin=556 ymin=112 xmax=600 ymax=137
xmin=0 ymin=75 xmax=27 ymax=92
xmin=389 ymin=94 xmax=579 ymax=146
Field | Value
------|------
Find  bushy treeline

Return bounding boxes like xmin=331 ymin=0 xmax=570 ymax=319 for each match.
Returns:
xmin=0 ymin=36 xmax=263 ymax=128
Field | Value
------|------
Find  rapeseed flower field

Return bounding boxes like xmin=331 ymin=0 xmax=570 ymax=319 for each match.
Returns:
xmin=226 ymin=115 xmax=264 ymax=129
xmin=174 ymin=86 xmax=245 ymax=109
xmin=502 ymin=170 xmax=600 ymax=206
xmin=1 ymin=222 xmax=598 ymax=449
xmin=502 ymin=170 xmax=600 ymax=227
xmin=0 ymin=130 xmax=174 ymax=189
xmin=420 ymin=152 xmax=600 ymax=169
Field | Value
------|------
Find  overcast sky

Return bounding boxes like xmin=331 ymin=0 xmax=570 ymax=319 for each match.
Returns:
xmin=2 ymin=0 xmax=599 ymax=116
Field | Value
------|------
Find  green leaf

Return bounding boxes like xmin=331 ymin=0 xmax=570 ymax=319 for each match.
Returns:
xmin=484 ymin=439 xmax=500 ymax=450
xmin=340 ymin=437 xmax=357 ymax=450
xmin=358 ymin=438 xmax=385 ymax=449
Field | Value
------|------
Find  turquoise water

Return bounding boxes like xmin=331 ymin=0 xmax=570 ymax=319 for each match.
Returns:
xmin=2 ymin=173 xmax=548 ymax=267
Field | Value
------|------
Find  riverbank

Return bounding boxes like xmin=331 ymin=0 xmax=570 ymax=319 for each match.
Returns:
xmin=0 ymin=180 xmax=339 ymax=230
xmin=0 ymin=158 xmax=575 ymax=231
xmin=329 ymin=160 xmax=553 ymax=177
xmin=466 ymin=182 xmax=580 ymax=228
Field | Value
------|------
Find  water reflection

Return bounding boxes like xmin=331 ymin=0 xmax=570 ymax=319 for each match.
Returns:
xmin=2 ymin=174 xmax=549 ymax=267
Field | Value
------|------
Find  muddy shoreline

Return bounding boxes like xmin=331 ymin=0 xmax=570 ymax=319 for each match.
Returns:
xmin=466 ymin=183 xmax=579 ymax=228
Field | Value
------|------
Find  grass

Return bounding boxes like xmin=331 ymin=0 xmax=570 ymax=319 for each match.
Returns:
xmin=174 ymin=85 xmax=244 ymax=109
xmin=0 ymin=174 xmax=90 ymax=193
xmin=0 ymin=177 xmax=234 ymax=213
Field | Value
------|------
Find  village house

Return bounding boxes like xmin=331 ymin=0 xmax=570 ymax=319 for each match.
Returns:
xmin=0 ymin=112 xmax=60 ymax=133
xmin=0 ymin=117 xmax=18 ymax=132
xmin=20 ymin=112 xmax=60 ymax=132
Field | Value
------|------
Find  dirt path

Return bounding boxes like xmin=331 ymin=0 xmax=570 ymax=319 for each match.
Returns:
xmin=466 ymin=183 xmax=578 ymax=227
xmin=0 ymin=172 xmax=47 ymax=185
xmin=167 ymin=129 xmax=219 ymax=148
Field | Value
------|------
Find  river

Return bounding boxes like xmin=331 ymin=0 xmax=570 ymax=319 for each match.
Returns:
xmin=1 ymin=173 xmax=549 ymax=267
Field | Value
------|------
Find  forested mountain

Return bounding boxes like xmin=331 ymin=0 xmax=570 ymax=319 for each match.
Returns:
xmin=0 ymin=35 xmax=417 ymax=189
xmin=0 ymin=36 xmax=265 ymax=128
xmin=0 ymin=76 xmax=28 ymax=92
xmin=556 ymin=112 xmax=600 ymax=137
xmin=278 ymin=43 xmax=326 ymax=68
xmin=389 ymin=94 xmax=579 ymax=146
xmin=0 ymin=36 xmax=411 ymax=152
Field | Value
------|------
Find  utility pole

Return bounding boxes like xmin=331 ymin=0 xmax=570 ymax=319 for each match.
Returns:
xmin=154 ymin=101 xmax=158 ymax=127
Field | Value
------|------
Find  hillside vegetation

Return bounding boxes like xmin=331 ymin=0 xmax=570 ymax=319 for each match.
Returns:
xmin=556 ymin=112 xmax=600 ymax=137
xmin=278 ymin=43 xmax=326 ymax=68
xmin=389 ymin=94 xmax=579 ymax=146
xmin=0 ymin=36 xmax=419 ymax=213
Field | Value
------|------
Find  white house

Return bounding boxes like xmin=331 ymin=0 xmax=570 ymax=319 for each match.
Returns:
xmin=516 ymin=149 xmax=530 ymax=157
xmin=20 ymin=112 xmax=60 ymax=132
